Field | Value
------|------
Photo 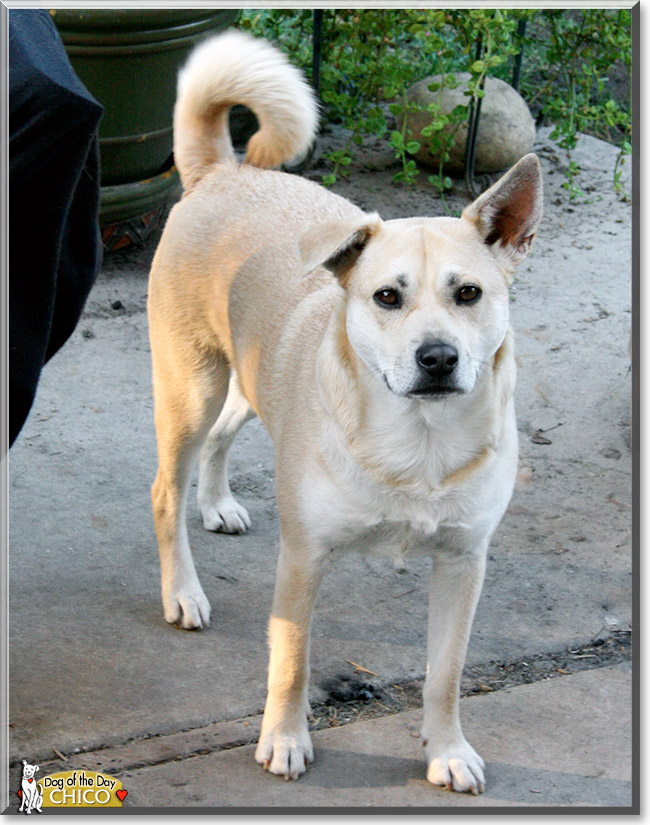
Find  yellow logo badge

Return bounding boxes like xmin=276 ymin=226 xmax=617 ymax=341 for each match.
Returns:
xmin=19 ymin=768 xmax=127 ymax=809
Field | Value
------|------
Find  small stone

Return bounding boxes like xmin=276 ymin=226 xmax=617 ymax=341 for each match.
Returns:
xmin=404 ymin=73 xmax=536 ymax=173
xmin=111 ymin=300 xmax=124 ymax=311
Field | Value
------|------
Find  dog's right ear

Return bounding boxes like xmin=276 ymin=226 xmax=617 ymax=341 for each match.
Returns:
xmin=299 ymin=213 xmax=382 ymax=285
xmin=461 ymin=153 xmax=543 ymax=275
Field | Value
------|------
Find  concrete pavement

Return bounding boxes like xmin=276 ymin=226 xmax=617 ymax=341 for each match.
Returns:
xmin=122 ymin=664 xmax=632 ymax=809
xmin=7 ymin=664 xmax=633 ymax=810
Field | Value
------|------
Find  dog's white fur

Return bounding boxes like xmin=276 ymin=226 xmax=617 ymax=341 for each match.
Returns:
xmin=19 ymin=760 xmax=43 ymax=814
xmin=148 ymin=31 xmax=543 ymax=794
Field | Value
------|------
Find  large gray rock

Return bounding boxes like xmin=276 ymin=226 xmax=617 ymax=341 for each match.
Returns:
xmin=404 ymin=72 xmax=536 ymax=174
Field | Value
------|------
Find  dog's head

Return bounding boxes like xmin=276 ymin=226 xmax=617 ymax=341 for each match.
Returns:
xmin=21 ymin=760 xmax=39 ymax=779
xmin=300 ymin=154 xmax=543 ymax=400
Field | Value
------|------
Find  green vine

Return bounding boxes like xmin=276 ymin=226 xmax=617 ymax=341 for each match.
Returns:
xmin=237 ymin=9 xmax=631 ymax=202
xmin=521 ymin=9 xmax=632 ymax=200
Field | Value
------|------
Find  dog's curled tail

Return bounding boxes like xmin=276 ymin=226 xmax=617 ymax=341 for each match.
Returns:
xmin=174 ymin=31 xmax=319 ymax=190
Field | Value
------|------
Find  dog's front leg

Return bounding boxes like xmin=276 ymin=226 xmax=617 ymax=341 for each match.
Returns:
xmin=422 ymin=539 xmax=488 ymax=794
xmin=255 ymin=540 xmax=325 ymax=780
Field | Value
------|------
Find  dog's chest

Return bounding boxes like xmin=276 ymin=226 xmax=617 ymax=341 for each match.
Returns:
xmin=330 ymin=517 xmax=449 ymax=561
xmin=301 ymin=454 xmax=477 ymax=562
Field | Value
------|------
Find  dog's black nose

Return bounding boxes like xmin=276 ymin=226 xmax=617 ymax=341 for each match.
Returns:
xmin=415 ymin=341 xmax=458 ymax=377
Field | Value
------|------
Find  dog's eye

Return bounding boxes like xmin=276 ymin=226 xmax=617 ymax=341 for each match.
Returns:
xmin=456 ymin=285 xmax=482 ymax=304
xmin=374 ymin=288 xmax=401 ymax=308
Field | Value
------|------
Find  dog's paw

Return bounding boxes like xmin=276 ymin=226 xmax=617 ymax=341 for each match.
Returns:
xmin=424 ymin=740 xmax=485 ymax=795
xmin=162 ymin=581 xmax=211 ymax=630
xmin=201 ymin=496 xmax=251 ymax=534
xmin=255 ymin=727 xmax=313 ymax=780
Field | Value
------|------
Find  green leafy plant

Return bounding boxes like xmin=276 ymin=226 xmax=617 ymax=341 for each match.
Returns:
xmin=237 ymin=9 xmax=631 ymax=201
xmin=520 ymin=9 xmax=631 ymax=200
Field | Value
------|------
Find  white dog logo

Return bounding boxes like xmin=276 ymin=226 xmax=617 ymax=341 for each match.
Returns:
xmin=18 ymin=760 xmax=43 ymax=814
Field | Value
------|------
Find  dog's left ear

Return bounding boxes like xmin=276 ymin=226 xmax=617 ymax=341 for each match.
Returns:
xmin=462 ymin=153 xmax=543 ymax=274
xmin=299 ymin=213 xmax=382 ymax=285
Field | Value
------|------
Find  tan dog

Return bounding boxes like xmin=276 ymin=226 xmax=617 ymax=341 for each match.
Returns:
xmin=148 ymin=31 xmax=543 ymax=794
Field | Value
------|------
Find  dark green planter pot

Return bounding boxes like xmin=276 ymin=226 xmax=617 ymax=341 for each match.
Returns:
xmin=98 ymin=167 xmax=181 ymax=252
xmin=52 ymin=9 xmax=239 ymax=243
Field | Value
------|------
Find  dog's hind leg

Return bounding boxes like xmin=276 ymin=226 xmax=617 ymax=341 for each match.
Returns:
xmin=197 ymin=370 xmax=255 ymax=534
xmin=150 ymin=339 xmax=229 ymax=630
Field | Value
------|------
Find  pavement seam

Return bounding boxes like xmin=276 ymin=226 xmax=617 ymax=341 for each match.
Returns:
xmin=12 ymin=633 xmax=630 ymax=777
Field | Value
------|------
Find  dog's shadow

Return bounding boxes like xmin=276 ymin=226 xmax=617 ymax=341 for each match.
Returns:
xmin=296 ymin=750 xmax=632 ymax=808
